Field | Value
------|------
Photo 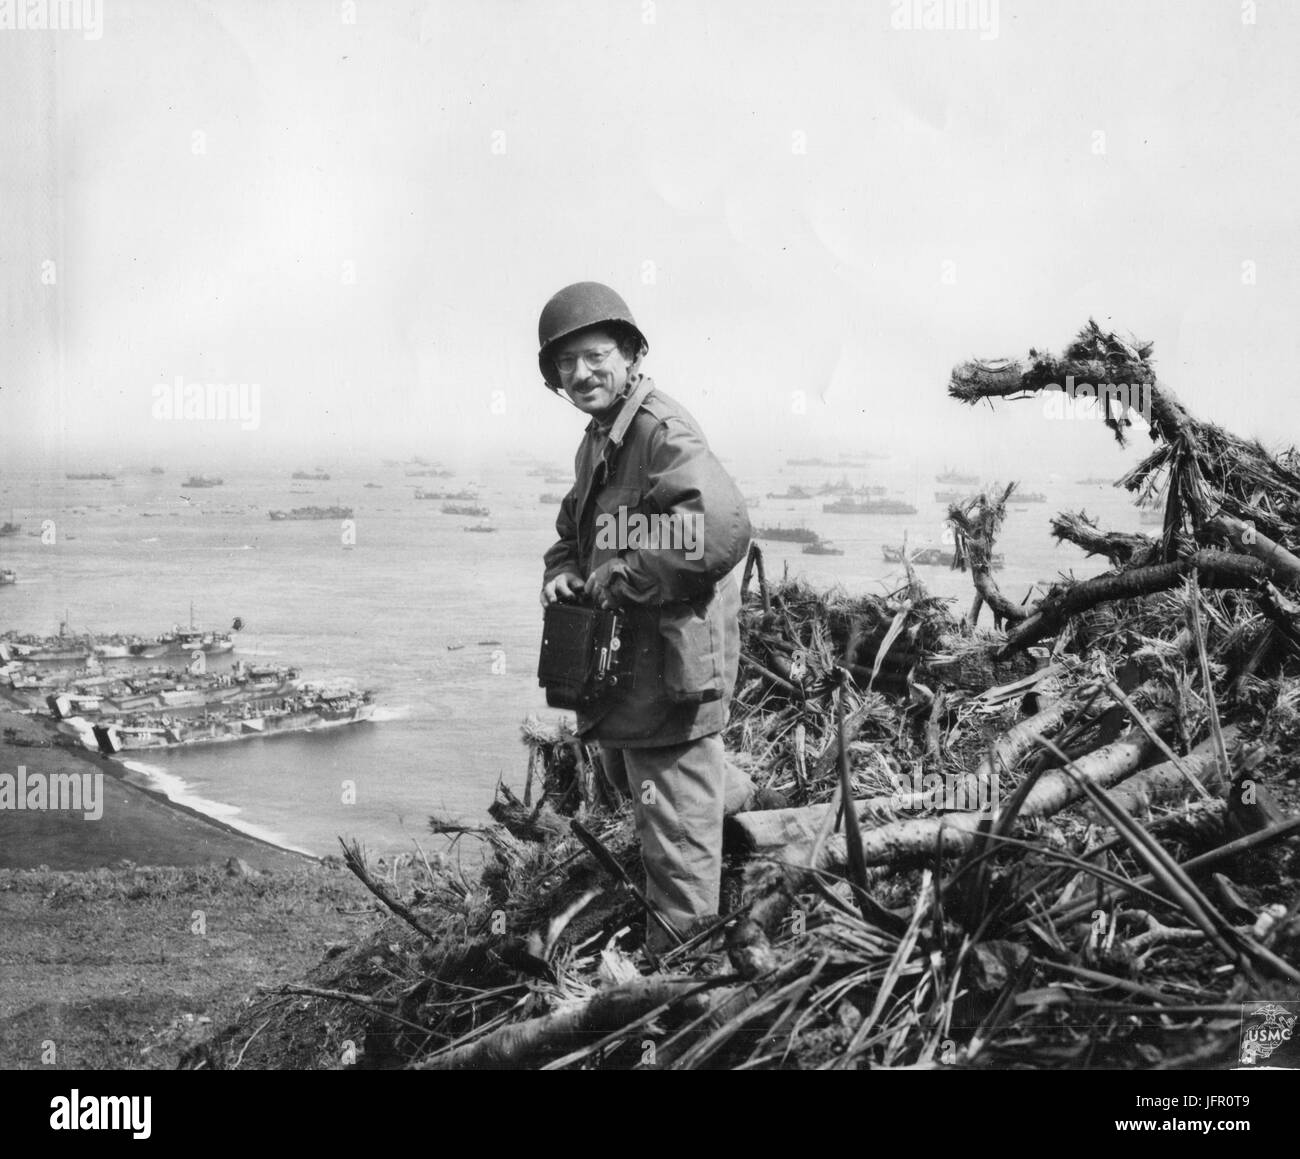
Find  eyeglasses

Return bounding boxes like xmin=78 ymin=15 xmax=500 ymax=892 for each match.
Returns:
xmin=554 ymin=345 xmax=619 ymax=375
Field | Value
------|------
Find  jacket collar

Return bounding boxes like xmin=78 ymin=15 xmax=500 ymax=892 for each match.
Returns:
xmin=586 ymin=375 xmax=655 ymax=448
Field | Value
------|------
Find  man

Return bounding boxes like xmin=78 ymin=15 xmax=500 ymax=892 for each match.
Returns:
xmin=537 ymin=281 xmax=763 ymax=954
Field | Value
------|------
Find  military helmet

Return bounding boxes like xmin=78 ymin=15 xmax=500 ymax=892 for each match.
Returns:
xmin=537 ymin=282 xmax=648 ymax=389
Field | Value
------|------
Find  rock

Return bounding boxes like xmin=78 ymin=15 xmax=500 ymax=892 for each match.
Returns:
xmin=225 ymin=857 xmax=255 ymax=877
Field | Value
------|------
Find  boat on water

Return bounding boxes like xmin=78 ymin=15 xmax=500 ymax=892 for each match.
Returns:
xmin=291 ymin=470 xmax=331 ymax=481
xmin=464 ymin=523 xmax=496 ymax=533
xmin=90 ymin=688 xmax=375 ymax=754
xmin=127 ymin=609 xmax=236 ymax=658
xmin=1077 ymin=476 xmax=1113 ymax=485
xmin=415 ymin=489 xmax=476 ymax=500
xmin=754 ymin=526 xmax=819 ymax=543
xmin=823 ymin=498 xmax=918 ymax=515
xmin=786 ymin=457 xmax=834 ymax=467
xmin=442 ymin=503 xmax=490 ymax=517
xmin=182 ymin=475 xmax=224 ymax=487
xmin=1015 ymin=491 xmax=1048 ymax=503
xmin=0 ymin=569 xmax=16 ymax=586
xmin=766 ymin=485 xmax=814 ymax=500
xmin=65 ymin=472 xmax=115 ymax=480
xmin=543 ymin=476 xmax=571 ymax=485
xmin=0 ymin=522 xmax=19 ymax=537
xmin=882 ymin=544 xmax=1004 ymax=569
xmin=268 ymin=505 xmax=354 ymax=521
xmin=802 ymin=541 xmax=843 ymax=555
xmin=364 ymin=482 xmax=383 ymax=489
xmin=149 ymin=466 xmax=165 ymax=475
xmin=539 ymin=493 xmax=566 ymax=504
xmin=936 ymin=469 xmax=979 ymax=485
xmin=406 ymin=468 xmax=453 ymax=477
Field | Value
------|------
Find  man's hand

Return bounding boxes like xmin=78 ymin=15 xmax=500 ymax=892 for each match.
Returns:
xmin=586 ymin=560 xmax=630 ymax=610
xmin=540 ymin=572 xmax=585 ymax=607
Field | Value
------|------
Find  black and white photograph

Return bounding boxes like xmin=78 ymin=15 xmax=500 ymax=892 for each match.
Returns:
xmin=2 ymin=0 xmax=1298 ymax=1106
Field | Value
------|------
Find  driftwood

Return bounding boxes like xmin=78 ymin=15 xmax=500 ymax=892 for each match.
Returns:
xmin=816 ymin=716 xmax=1171 ymax=872
xmin=412 ymin=976 xmax=723 ymax=1070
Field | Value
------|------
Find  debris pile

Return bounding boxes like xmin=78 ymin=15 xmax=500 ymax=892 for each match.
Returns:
xmin=192 ymin=322 xmax=1300 ymax=1070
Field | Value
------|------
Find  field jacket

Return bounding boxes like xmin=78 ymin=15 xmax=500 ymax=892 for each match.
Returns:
xmin=542 ymin=375 xmax=751 ymax=748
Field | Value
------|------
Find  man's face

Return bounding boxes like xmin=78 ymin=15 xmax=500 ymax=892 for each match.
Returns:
xmin=554 ymin=328 xmax=633 ymax=419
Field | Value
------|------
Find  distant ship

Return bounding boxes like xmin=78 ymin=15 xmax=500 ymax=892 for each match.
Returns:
xmin=442 ymin=503 xmax=490 ymax=517
xmin=291 ymin=470 xmax=331 ymax=481
xmin=268 ymin=506 xmax=354 ymax=521
xmin=766 ymin=485 xmax=814 ymax=500
xmin=364 ymin=483 xmax=383 ymax=489
xmin=0 ymin=519 xmax=19 ymax=537
xmin=406 ymin=468 xmax=453 ymax=477
xmin=149 ymin=466 xmax=165 ymax=475
xmin=936 ymin=469 xmax=979 ymax=485
xmin=754 ymin=526 xmax=819 ymax=544
xmin=90 ymin=688 xmax=374 ymax=753
xmin=0 ymin=569 xmax=15 ymax=586
xmin=65 ymin=472 xmax=115 ymax=480
xmin=823 ymin=498 xmax=918 ymax=515
xmin=539 ymin=493 xmax=566 ymax=503
xmin=463 ymin=523 xmax=496 ymax=533
xmin=416 ymin=489 xmax=477 ymax=500
xmin=1015 ymin=491 xmax=1048 ymax=503
xmin=802 ymin=541 xmax=843 ymax=555
xmin=182 ymin=475 xmax=224 ymax=487
xmin=127 ymin=611 xmax=236 ymax=658
xmin=786 ymin=457 xmax=834 ymax=467
xmin=1077 ymin=476 xmax=1113 ymax=485
xmin=883 ymin=544 xmax=1004 ymax=569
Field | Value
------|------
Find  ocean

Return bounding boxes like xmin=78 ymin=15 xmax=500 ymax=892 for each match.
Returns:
xmin=0 ymin=460 xmax=1139 ymax=859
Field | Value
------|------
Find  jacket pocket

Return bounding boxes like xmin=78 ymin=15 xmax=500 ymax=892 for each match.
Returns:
xmin=659 ymin=598 xmax=723 ymax=704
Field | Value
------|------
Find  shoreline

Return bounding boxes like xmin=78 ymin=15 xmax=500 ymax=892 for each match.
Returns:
xmin=0 ymin=700 xmax=319 ymax=871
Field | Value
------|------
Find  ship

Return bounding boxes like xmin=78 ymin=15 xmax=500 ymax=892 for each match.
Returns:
xmin=936 ymin=469 xmax=979 ymax=485
xmin=753 ymin=526 xmax=820 ymax=544
xmin=268 ymin=506 xmax=354 ymax=521
xmin=463 ymin=523 xmax=496 ymax=533
xmin=149 ymin=466 xmax=165 ymax=475
xmin=291 ymin=469 xmax=331 ymax=481
xmin=0 ymin=569 xmax=15 ymax=586
xmin=0 ymin=626 xmax=93 ymax=664
xmin=442 ymin=504 xmax=490 ymax=517
xmin=882 ymin=544 xmax=1004 ymax=569
xmin=802 ymin=540 xmax=843 ymax=555
xmin=90 ymin=688 xmax=375 ymax=754
xmin=127 ymin=610 xmax=236 ymax=658
xmin=539 ymin=493 xmax=566 ymax=504
xmin=415 ymin=489 xmax=477 ymax=500
xmin=766 ymin=485 xmax=814 ymax=500
xmin=1015 ymin=491 xmax=1048 ymax=503
xmin=182 ymin=475 xmax=224 ymax=487
xmin=364 ymin=482 xmax=383 ymax=489
xmin=1077 ymin=476 xmax=1113 ymax=485
xmin=0 ymin=520 xmax=19 ymax=537
xmin=935 ymin=490 xmax=978 ymax=504
xmin=823 ymin=498 xmax=918 ymax=515
xmin=405 ymin=468 xmax=453 ymax=477
xmin=786 ymin=457 xmax=834 ymax=467
xmin=65 ymin=472 xmax=116 ymax=480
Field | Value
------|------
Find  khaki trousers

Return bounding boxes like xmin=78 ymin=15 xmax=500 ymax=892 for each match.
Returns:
xmin=600 ymin=737 xmax=755 ymax=953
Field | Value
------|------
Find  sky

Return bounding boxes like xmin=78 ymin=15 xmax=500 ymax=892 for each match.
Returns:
xmin=2 ymin=0 xmax=1299 ymax=479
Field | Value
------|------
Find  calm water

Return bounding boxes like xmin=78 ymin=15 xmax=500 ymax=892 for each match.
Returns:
xmin=0 ymin=462 xmax=1135 ymax=858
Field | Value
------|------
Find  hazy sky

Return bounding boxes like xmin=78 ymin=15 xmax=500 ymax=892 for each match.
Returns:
xmin=3 ymin=0 xmax=1299 ymax=478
